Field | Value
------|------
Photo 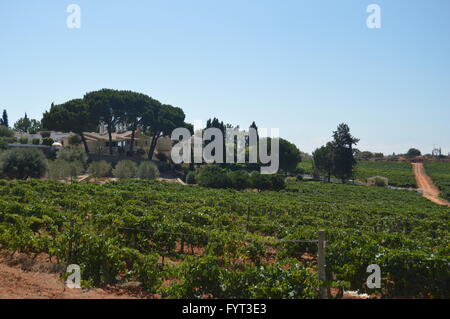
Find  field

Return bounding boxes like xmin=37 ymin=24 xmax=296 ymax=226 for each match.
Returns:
xmin=0 ymin=179 xmax=448 ymax=298
xmin=354 ymin=161 xmax=416 ymax=187
xmin=424 ymin=162 xmax=450 ymax=201
xmin=298 ymin=160 xmax=314 ymax=175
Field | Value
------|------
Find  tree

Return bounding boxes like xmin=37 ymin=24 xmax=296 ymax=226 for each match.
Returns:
xmin=41 ymin=99 xmax=97 ymax=153
xmin=29 ymin=119 xmax=41 ymax=134
xmin=313 ymin=143 xmax=333 ymax=182
xmin=205 ymin=117 xmax=228 ymax=163
xmin=0 ymin=148 xmax=48 ymax=179
xmin=0 ymin=125 xmax=14 ymax=138
xmin=142 ymin=103 xmax=190 ymax=160
xmin=278 ymin=138 xmax=302 ymax=175
xmin=119 ymin=91 xmax=158 ymax=153
xmin=0 ymin=110 xmax=8 ymax=127
xmin=84 ymin=89 xmax=125 ymax=155
xmin=355 ymin=151 xmax=374 ymax=161
xmin=331 ymin=123 xmax=359 ymax=182
xmin=406 ymin=148 xmax=421 ymax=158
xmin=13 ymin=113 xmax=32 ymax=133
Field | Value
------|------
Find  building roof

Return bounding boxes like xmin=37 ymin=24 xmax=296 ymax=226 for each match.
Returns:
xmin=83 ymin=130 xmax=149 ymax=142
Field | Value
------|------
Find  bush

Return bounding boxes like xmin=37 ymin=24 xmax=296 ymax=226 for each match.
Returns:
xmin=196 ymin=166 xmax=231 ymax=188
xmin=57 ymin=148 xmax=88 ymax=167
xmin=40 ymin=131 xmax=51 ymax=138
xmin=158 ymin=162 xmax=172 ymax=173
xmin=269 ymin=174 xmax=286 ymax=191
xmin=250 ymin=172 xmax=272 ymax=190
xmin=0 ymin=148 xmax=48 ymax=179
xmin=48 ymin=159 xmax=84 ymax=180
xmin=32 ymin=138 xmax=40 ymax=145
xmin=367 ymin=176 xmax=389 ymax=187
xmin=0 ymin=141 xmax=8 ymax=150
xmin=250 ymin=172 xmax=286 ymax=191
xmin=228 ymin=170 xmax=251 ymax=190
xmin=0 ymin=137 xmax=16 ymax=144
xmin=0 ymin=125 xmax=14 ymax=138
xmin=42 ymin=137 xmax=54 ymax=146
xmin=113 ymin=160 xmax=138 ymax=179
xmin=137 ymin=161 xmax=160 ymax=179
xmin=186 ymin=171 xmax=196 ymax=184
xmin=19 ymin=137 xmax=28 ymax=145
xmin=87 ymin=161 xmax=112 ymax=178
xmin=156 ymin=152 xmax=168 ymax=162
xmin=68 ymin=134 xmax=82 ymax=145
xmin=136 ymin=149 xmax=146 ymax=156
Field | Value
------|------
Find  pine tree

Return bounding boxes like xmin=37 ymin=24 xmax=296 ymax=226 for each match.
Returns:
xmin=1 ymin=110 xmax=7 ymax=127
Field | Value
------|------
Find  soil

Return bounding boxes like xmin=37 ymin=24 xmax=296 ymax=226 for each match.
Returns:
xmin=412 ymin=163 xmax=450 ymax=207
xmin=0 ymin=253 xmax=152 ymax=299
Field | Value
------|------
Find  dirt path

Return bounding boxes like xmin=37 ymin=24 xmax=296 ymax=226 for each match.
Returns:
xmin=412 ymin=163 xmax=450 ymax=207
xmin=0 ymin=254 xmax=152 ymax=299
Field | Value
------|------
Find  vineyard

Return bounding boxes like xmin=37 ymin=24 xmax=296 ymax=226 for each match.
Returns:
xmin=298 ymin=160 xmax=314 ymax=175
xmin=424 ymin=162 xmax=450 ymax=201
xmin=354 ymin=161 xmax=416 ymax=187
xmin=0 ymin=179 xmax=448 ymax=298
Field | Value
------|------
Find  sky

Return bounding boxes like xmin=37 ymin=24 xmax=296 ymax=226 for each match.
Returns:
xmin=0 ymin=0 xmax=449 ymax=155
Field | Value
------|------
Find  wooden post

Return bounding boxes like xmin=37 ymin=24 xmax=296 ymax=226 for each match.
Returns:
xmin=317 ymin=230 xmax=328 ymax=299
xmin=246 ymin=207 xmax=250 ymax=231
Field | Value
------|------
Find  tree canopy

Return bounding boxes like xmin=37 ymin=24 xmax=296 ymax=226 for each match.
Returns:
xmin=406 ymin=148 xmax=421 ymax=157
xmin=0 ymin=110 xmax=8 ymax=127
xmin=41 ymin=99 xmax=97 ymax=153
xmin=14 ymin=113 xmax=41 ymax=134
xmin=142 ymin=103 xmax=191 ymax=160
xmin=278 ymin=138 xmax=302 ymax=175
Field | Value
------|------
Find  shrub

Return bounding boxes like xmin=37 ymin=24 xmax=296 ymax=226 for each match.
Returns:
xmin=68 ymin=134 xmax=82 ymax=145
xmin=136 ymin=149 xmax=146 ymax=156
xmin=374 ymin=177 xmax=388 ymax=187
xmin=250 ymin=172 xmax=286 ymax=191
xmin=0 ymin=125 xmax=14 ymax=138
xmin=19 ymin=137 xmax=28 ymax=144
xmin=156 ymin=152 xmax=168 ymax=162
xmin=57 ymin=148 xmax=88 ymax=167
xmin=186 ymin=171 xmax=196 ymax=184
xmin=367 ymin=176 xmax=389 ymax=187
xmin=87 ymin=161 xmax=112 ymax=178
xmin=137 ymin=161 xmax=160 ymax=179
xmin=0 ymin=148 xmax=48 ymax=179
xmin=40 ymin=131 xmax=51 ymax=138
xmin=0 ymin=137 xmax=16 ymax=144
xmin=250 ymin=172 xmax=272 ymax=190
xmin=48 ymin=159 xmax=84 ymax=180
xmin=158 ymin=162 xmax=172 ymax=172
xmin=269 ymin=174 xmax=286 ymax=191
xmin=113 ymin=160 xmax=138 ymax=179
xmin=0 ymin=141 xmax=8 ymax=150
xmin=42 ymin=137 xmax=54 ymax=146
xmin=228 ymin=170 xmax=251 ymax=190
xmin=196 ymin=165 xmax=231 ymax=188
xmin=32 ymin=138 xmax=40 ymax=145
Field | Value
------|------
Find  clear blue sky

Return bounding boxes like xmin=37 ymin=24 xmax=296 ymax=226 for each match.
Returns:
xmin=1 ymin=0 xmax=449 ymax=154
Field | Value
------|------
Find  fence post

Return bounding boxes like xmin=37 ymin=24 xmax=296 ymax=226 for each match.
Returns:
xmin=246 ymin=206 xmax=250 ymax=231
xmin=317 ymin=230 xmax=328 ymax=299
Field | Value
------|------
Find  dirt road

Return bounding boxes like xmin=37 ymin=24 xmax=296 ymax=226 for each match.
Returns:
xmin=412 ymin=163 xmax=450 ymax=207
xmin=0 ymin=254 xmax=150 ymax=299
